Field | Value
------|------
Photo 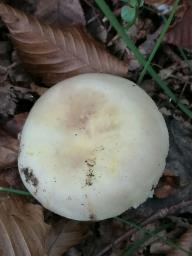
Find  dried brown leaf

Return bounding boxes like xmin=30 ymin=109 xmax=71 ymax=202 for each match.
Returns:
xmin=0 ymin=129 xmax=18 ymax=170
xmin=45 ymin=220 xmax=88 ymax=256
xmin=167 ymin=226 xmax=192 ymax=256
xmin=0 ymin=196 xmax=50 ymax=256
xmin=0 ymin=167 xmax=21 ymax=188
xmin=0 ymin=197 xmax=89 ymax=256
xmin=2 ymin=113 xmax=28 ymax=138
xmin=165 ymin=7 xmax=192 ymax=50
xmin=30 ymin=83 xmax=48 ymax=96
xmin=154 ymin=169 xmax=180 ymax=199
xmin=0 ymin=3 xmax=128 ymax=86
xmin=0 ymin=85 xmax=17 ymax=121
xmin=35 ymin=0 xmax=86 ymax=26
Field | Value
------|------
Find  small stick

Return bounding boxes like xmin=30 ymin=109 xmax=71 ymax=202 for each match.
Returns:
xmin=96 ymin=200 xmax=192 ymax=256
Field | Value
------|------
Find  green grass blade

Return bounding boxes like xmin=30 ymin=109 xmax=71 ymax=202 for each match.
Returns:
xmin=137 ymin=0 xmax=180 ymax=84
xmin=116 ymin=217 xmax=191 ymax=255
xmin=95 ymin=0 xmax=192 ymax=118
xmin=122 ymin=223 xmax=172 ymax=256
xmin=178 ymin=47 xmax=192 ymax=73
xmin=0 ymin=186 xmax=31 ymax=196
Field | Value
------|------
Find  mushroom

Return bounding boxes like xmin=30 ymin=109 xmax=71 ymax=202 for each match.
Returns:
xmin=18 ymin=73 xmax=169 ymax=221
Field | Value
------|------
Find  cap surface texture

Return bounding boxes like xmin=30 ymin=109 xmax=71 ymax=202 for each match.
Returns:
xmin=18 ymin=74 xmax=169 ymax=221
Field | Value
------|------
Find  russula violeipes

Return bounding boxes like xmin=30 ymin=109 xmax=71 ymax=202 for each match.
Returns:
xmin=18 ymin=73 xmax=169 ymax=221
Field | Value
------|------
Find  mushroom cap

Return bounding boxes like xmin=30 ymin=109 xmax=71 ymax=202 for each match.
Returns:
xmin=18 ymin=73 xmax=169 ymax=221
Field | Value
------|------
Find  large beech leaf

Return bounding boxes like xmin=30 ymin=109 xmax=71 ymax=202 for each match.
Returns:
xmin=0 ymin=3 xmax=128 ymax=86
xmin=0 ymin=197 xmax=88 ymax=255
xmin=0 ymin=197 xmax=50 ymax=255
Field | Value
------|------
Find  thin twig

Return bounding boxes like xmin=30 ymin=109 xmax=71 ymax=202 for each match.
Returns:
xmin=96 ymin=200 xmax=192 ymax=256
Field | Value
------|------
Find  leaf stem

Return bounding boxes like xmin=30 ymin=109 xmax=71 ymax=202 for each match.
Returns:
xmin=0 ymin=187 xmax=31 ymax=196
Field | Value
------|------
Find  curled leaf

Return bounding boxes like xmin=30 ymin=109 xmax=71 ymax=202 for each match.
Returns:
xmin=154 ymin=169 xmax=180 ymax=199
xmin=0 ymin=3 xmax=128 ymax=86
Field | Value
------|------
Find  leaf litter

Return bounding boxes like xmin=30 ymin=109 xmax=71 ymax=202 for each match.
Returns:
xmin=0 ymin=196 xmax=88 ymax=256
xmin=0 ymin=3 xmax=128 ymax=86
xmin=0 ymin=0 xmax=192 ymax=255
xmin=35 ymin=0 xmax=86 ymax=26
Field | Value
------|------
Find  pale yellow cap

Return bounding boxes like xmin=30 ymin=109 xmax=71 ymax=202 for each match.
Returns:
xmin=18 ymin=73 xmax=169 ymax=221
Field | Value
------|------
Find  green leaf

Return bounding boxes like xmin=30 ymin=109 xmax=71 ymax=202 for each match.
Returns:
xmin=129 ymin=0 xmax=138 ymax=8
xmin=121 ymin=5 xmax=136 ymax=23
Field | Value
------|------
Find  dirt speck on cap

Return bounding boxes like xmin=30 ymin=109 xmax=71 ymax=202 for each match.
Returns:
xmin=84 ymin=194 xmax=97 ymax=221
xmin=89 ymin=213 xmax=96 ymax=221
xmin=85 ymin=158 xmax=96 ymax=186
xmin=21 ymin=168 xmax=38 ymax=187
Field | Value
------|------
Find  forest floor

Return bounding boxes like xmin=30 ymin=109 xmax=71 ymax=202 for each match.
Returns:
xmin=0 ymin=0 xmax=192 ymax=255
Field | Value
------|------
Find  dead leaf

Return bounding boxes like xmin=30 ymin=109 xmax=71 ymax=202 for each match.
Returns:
xmin=0 ymin=129 xmax=18 ymax=170
xmin=167 ymin=226 xmax=192 ymax=256
xmin=154 ymin=169 xmax=180 ymax=199
xmin=35 ymin=0 xmax=86 ymax=26
xmin=31 ymin=83 xmax=48 ymax=96
xmin=165 ymin=7 xmax=192 ymax=50
xmin=0 ymin=167 xmax=22 ymax=188
xmin=0 ymin=3 xmax=128 ymax=86
xmin=150 ymin=242 xmax=171 ymax=254
xmin=0 ymin=85 xmax=17 ymax=122
xmin=45 ymin=220 xmax=88 ymax=256
xmin=0 ymin=196 xmax=89 ymax=256
xmin=0 ymin=41 xmax=11 ymax=83
xmin=0 ymin=196 xmax=50 ymax=256
xmin=2 ymin=112 xmax=28 ymax=138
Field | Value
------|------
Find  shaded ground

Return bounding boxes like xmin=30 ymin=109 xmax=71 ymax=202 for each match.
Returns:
xmin=0 ymin=1 xmax=192 ymax=255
